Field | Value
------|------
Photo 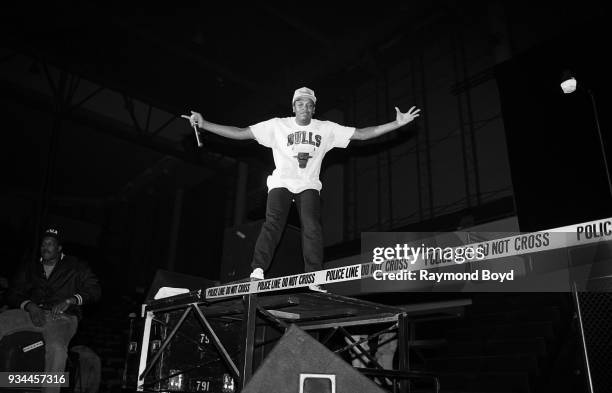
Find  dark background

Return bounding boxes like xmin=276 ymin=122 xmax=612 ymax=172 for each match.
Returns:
xmin=1 ymin=2 xmax=611 ymax=393
xmin=497 ymin=19 xmax=611 ymax=231
xmin=1 ymin=2 xmax=609 ymax=292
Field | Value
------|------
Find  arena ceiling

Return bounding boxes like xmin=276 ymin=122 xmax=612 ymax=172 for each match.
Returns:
xmin=1 ymin=2 xmax=605 ymax=201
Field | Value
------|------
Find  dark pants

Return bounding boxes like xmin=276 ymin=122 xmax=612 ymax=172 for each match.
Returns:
xmin=251 ymin=188 xmax=323 ymax=273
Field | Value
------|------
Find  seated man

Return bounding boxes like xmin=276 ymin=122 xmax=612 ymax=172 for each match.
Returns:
xmin=0 ymin=227 xmax=101 ymax=393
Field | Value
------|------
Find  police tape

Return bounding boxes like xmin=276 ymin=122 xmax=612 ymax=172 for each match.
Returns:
xmin=205 ymin=217 xmax=612 ymax=299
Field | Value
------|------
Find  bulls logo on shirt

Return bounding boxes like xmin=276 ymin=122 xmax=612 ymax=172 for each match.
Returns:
xmin=288 ymin=131 xmax=322 ymax=168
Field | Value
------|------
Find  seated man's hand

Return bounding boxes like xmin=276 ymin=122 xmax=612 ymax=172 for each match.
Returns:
xmin=25 ymin=303 xmax=46 ymax=327
xmin=50 ymin=297 xmax=75 ymax=320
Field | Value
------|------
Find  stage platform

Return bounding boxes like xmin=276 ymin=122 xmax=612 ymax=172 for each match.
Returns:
xmin=147 ymin=290 xmax=407 ymax=329
xmin=135 ymin=288 xmax=469 ymax=392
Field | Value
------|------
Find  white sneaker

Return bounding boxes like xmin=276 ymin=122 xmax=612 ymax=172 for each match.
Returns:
xmin=308 ymin=284 xmax=327 ymax=293
xmin=250 ymin=268 xmax=264 ymax=280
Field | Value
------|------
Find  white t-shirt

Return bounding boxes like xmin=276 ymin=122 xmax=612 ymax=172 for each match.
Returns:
xmin=250 ymin=117 xmax=355 ymax=193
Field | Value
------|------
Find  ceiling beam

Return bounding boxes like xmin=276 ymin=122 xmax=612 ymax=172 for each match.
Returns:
xmin=0 ymin=77 xmax=235 ymax=173
xmin=260 ymin=5 xmax=331 ymax=47
xmin=227 ymin=10 xmax=425 ymax=120
xmin=80 ymin=2 xmax=290 ymax=111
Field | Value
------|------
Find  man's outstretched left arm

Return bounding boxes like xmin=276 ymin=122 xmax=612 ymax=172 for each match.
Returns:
xmin=351 ymin=106 xmax=421 ymax=141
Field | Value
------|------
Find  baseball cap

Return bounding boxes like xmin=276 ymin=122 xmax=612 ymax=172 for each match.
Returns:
xmin=42 ymin=227 xmax=62 ymax=244
xmin=292 ymin=87 xmax=317 ymax=105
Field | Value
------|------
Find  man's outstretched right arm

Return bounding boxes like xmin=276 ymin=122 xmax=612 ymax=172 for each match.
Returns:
xmin=189 ymin=111 xmax=254 ymax=140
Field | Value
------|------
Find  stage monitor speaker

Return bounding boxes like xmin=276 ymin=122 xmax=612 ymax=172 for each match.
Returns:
xmin=220 ymin=220 xmax=303 ymax=283
xmin=242 ymin=324 xmax=385 ymax=393
xmin=0 ymin=331 xmax=45 ymax=372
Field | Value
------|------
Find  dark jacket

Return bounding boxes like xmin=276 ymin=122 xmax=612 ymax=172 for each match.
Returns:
xmin=7 ymin=254 xmax=101 ymax=320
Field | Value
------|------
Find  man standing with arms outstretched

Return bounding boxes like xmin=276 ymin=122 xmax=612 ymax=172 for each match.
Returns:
xmin=188 ymin=87 xmax=420 ymax=291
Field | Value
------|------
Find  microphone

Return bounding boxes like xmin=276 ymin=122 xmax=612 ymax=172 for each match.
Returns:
xmin=181 ymin=113 xmax=203 ymax=148
xmin=192 ymin=123 xmax=203 ymax=147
